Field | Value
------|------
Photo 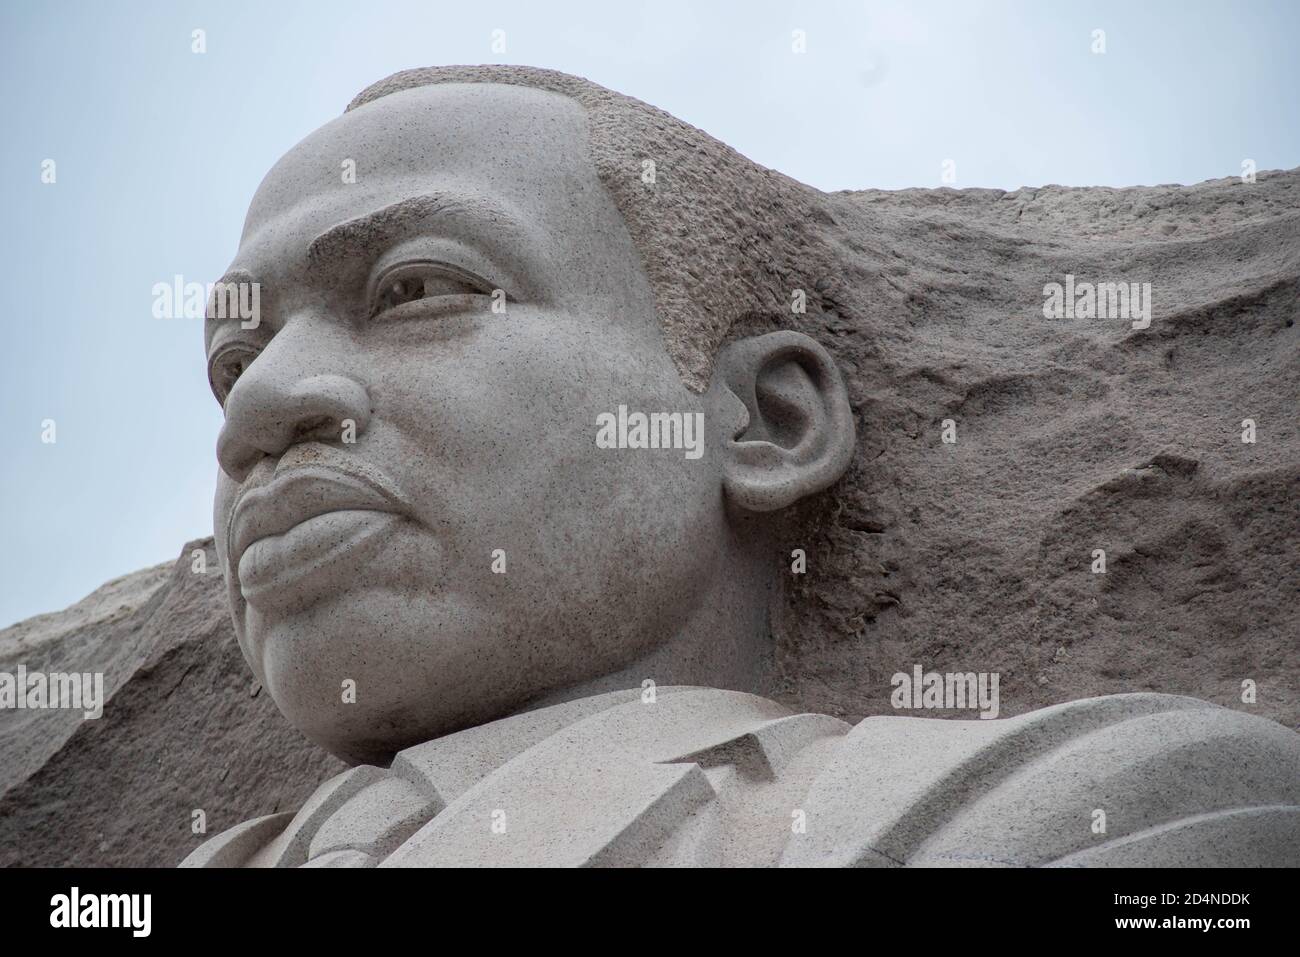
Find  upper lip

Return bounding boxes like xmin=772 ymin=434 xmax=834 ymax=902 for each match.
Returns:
xmin=227 ymin=452 xmax=408 ymax=565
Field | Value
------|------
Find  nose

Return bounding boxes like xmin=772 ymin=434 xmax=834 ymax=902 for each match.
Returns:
xmin=216 ymin=322 xmax=372 ymax=482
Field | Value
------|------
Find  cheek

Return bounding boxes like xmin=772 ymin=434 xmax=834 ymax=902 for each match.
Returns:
xmin=212 ymin=471 xmax=241 ymax=590
xmin=213 ymin=472 xmax=237 ymax=537
xmin=386 ymin=321 xmax=709 ymax=507
xmin=385 ymin=327 xmax=723 ymax=620
xmin=365 ymin=310 xmax=722 ymax=610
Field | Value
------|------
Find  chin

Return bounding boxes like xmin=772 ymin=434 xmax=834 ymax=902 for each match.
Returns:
xmin=285 ymin=692 xmax=509 ymax=767
xmin=246 ymin=591 xmax=617 ymax=764
xmin=260 ymin=644 xmax=525 ymax=767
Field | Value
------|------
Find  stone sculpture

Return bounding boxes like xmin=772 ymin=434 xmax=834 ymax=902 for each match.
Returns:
xmin=184 ymin=66 xmax=1300 ymax=867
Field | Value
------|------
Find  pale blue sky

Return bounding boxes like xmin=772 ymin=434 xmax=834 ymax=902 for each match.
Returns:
xmin=2 ymin=0 xmax=1298 ymax=627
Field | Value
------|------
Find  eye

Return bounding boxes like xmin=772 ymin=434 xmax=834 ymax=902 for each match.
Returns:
xmin=207 ymin=344 xmax=259 ymax=406
xmin=369 ymin=262 xmax=492 ymax=320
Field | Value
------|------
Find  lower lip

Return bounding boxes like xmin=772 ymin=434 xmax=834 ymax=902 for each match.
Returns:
xmin=236 ymin=509 xmax=403 ymax=610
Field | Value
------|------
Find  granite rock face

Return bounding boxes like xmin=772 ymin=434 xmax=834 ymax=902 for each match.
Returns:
xmin=772 ymin=171 xmax=1299 ymax=731
xmin=0 ymin=540 xmax=343 ymax=868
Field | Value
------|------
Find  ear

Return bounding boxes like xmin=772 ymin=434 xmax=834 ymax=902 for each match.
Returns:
xmin=713 ymin=330 xmax=856 ymax=512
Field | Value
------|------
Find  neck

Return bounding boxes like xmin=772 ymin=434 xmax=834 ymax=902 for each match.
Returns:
xmin=526 ymin=549 xmax=778 ymax=710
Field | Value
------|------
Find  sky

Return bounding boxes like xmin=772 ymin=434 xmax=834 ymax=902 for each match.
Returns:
xmin=2 ymin=0 xmax=1298 ymax=628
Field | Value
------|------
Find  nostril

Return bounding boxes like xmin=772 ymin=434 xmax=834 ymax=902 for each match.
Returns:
xmin=218 ymin=367 xmax=371 ymax=478
xmin=294 ymin=414 xmax=337 ymax=442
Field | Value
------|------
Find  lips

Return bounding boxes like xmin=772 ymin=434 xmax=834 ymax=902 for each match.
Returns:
xmin=228 ymin=461 xmax=409 ymax=609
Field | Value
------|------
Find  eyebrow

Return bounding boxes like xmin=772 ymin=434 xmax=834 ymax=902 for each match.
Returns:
xmin=306 ymin=192 xmax=529 ymax=271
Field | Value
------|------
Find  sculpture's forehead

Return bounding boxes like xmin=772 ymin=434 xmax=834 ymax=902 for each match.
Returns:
xmin=240 ymin=83 xmax=597 ymax=247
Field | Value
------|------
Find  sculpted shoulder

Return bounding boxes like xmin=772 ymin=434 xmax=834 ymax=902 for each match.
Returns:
xmin=786 ymin=693 xmax=1300 ymax=867
xmin=182 ymin=690 xmax=1300 ymax=868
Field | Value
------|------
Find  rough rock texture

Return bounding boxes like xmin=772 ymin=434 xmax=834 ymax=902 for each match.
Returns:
xmin=0 ymin=540 xmax=344 ymax=867
xmin=771 ymin=171 xmax=1299 ymax=733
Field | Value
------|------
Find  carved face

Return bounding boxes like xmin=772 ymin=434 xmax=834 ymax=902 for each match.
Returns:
xmin=205 ymin=84 xmax=728 ymax=763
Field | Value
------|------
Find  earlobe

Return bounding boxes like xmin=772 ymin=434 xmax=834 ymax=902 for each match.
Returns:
xmin=714 ymin=330 xmax=856 ymax=512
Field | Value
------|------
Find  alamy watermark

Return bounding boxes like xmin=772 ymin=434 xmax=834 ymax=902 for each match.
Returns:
xmin=152 ymin=274 xmax=260 ymax=328
xmin=595 ymin=405 xmax=704 ymax=460
xmin=50 ymin=887 xmax=150 ymax=937
xmin=891 ymin=664 xmax=1000 ymax=719
xmin=0 ymin=665 xmax=103 ymax=719
xmin=1043 ymin=274 xmax=1151 ymax=330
